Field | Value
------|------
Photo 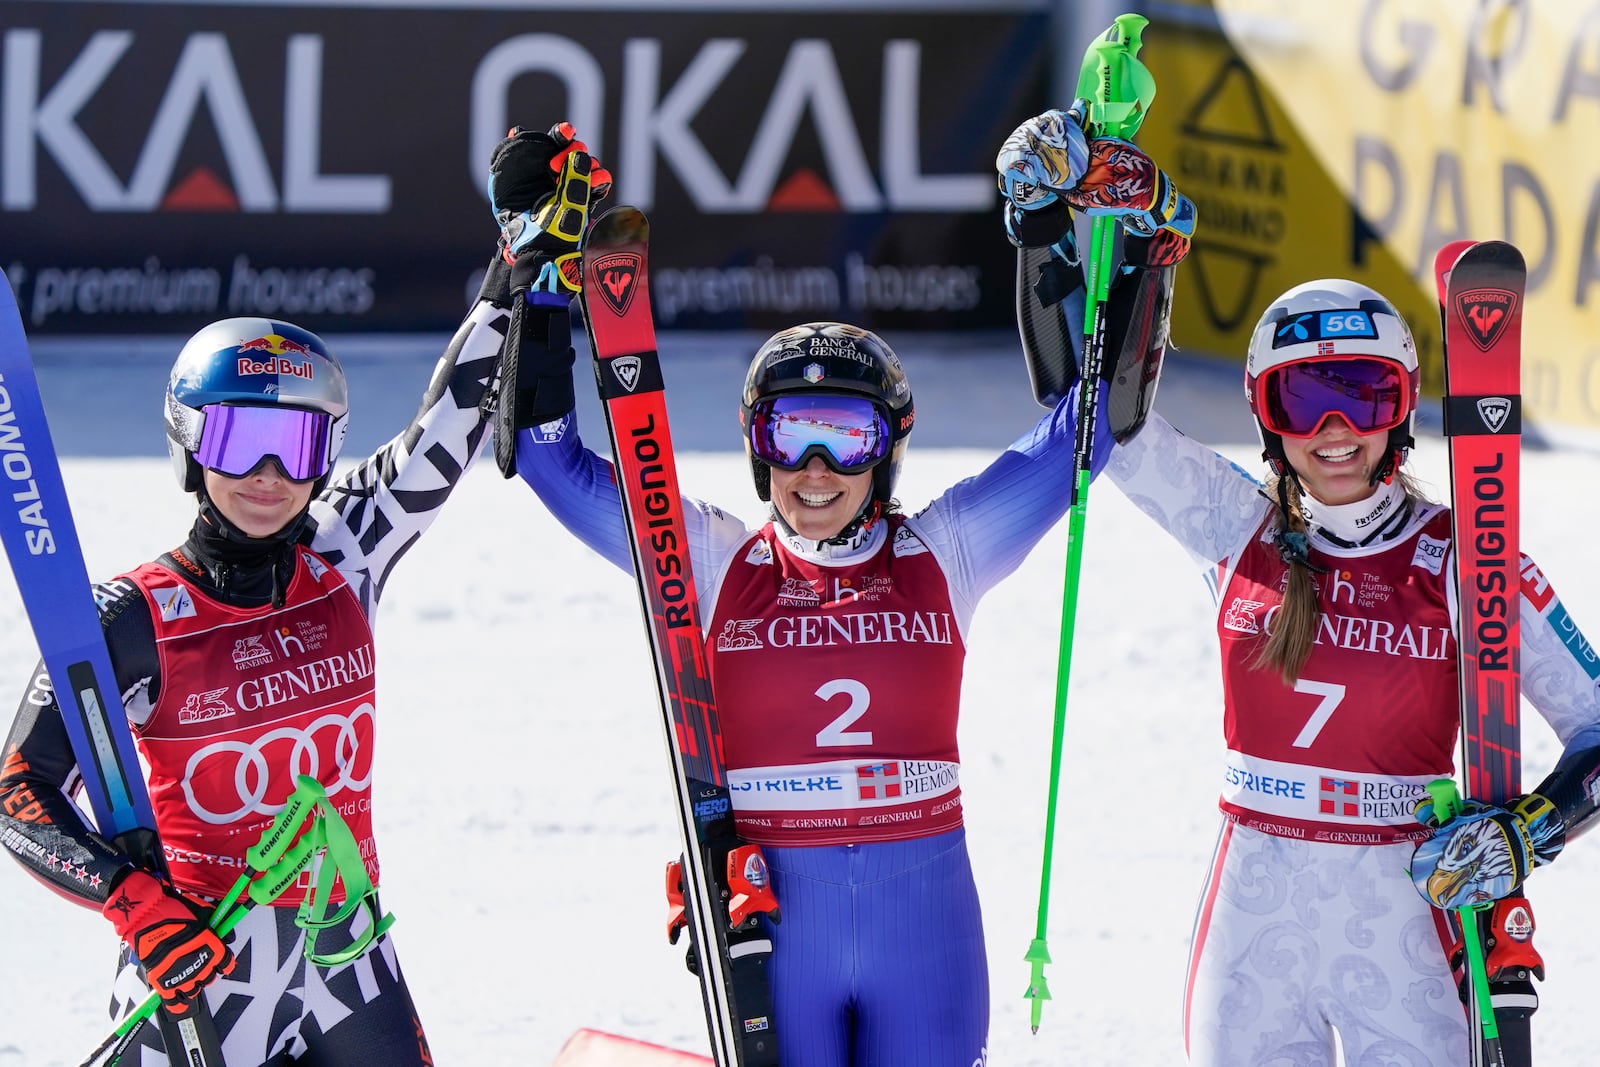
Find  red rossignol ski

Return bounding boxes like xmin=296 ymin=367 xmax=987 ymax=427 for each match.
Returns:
xmin=579 ymin=206 xmax=779 ymax=1067
xmin=1436 ymin=239 xmax=1536 ymax=1067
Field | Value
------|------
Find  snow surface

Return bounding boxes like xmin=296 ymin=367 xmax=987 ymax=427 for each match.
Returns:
xmin=2 ymin=333 xmax=1598 ymax=1065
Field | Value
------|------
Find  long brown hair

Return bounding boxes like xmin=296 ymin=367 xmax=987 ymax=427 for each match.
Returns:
xmin=1252 ymin=469 xmax=1429 ymax=684
xmin=1252 ymin=474 xmax=1320 ymax=684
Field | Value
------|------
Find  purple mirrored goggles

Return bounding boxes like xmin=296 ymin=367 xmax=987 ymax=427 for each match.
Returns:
xmin=1260 ymin=357 xmax=1410 ymax=439
xmin=748 ymin=394 xmax=890 ymax=474
xmin=192 ymin=404 xmax=335 ymax=482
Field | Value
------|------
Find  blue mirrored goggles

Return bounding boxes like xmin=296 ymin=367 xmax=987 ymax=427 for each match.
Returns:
xmin=748 ymin=394 xmax=891 ymax=474
xmin=194 ymin=404 xmax=335 ymax=482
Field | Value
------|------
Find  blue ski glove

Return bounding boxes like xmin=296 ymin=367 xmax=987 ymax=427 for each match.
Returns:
xmin=997 ymin=105 xmax=1090 ymax=249
xmin=1410 ymin=793 xmax=1564 ymax=910
xmin=997 ymin=104 xmax=1195 ymax=266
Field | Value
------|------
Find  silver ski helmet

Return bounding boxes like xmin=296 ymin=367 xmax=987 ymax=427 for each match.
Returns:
xmin=1244 ymin=279 xmax=1419 ymax=482
xmin=740 ymin=322 xmax=914 ymax=504
xmin=165 ymin=317 xmax=349 ymax=493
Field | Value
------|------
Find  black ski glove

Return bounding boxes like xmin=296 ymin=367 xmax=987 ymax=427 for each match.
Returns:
xmin=482 ymin=123 xmax=613 ymax=476
xmin=476 ymin=123 xmax=614 ymax=307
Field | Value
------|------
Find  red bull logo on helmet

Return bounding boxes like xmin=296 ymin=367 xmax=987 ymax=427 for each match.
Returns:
xmin=235 ymin=334 xmax=316 ymax=378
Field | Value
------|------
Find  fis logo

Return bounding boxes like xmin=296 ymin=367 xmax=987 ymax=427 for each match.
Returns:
xmin=152 ymin=585 xmax=197 ymax=621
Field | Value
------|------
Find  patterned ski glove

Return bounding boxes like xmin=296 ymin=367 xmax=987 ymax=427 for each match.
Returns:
xmin=997 ymin=104 xmax=1195 ymax=266
xmin=103 ymin=869 xmax=234 ymax=1013
xmin=488 ymin=122 xmax=613 ymax=302
xmin=1410 ymin=793 xmax=1565 ymax=910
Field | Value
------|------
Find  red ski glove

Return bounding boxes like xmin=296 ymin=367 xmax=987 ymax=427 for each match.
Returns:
xmin=103 ymin=869 xmax=234 ymax=1013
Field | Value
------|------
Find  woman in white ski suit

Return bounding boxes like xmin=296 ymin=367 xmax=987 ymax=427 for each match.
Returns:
xmin=999 ymin=108 xmax=1600 ymax=1067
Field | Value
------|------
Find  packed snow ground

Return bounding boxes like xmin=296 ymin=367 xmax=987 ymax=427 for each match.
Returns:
xmin=1 ymin=333 xmax=1597 ymax=1065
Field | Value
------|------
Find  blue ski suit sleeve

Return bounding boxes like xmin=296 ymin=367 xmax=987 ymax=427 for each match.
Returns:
xmin=513 ymin=414 xmax=634 ymax=572
xmin=514 ymin=379 xmax=1105 ymax=614
xmin=898 ymin=381 xmax=1104 ymax=617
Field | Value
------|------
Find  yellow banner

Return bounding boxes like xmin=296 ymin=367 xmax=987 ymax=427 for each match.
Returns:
xmin=1135 ymin=1 xmax=1600 ymax=430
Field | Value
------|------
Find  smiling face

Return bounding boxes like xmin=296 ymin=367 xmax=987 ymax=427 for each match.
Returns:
xmin=768 ymin=457 xmax=875 ymax=541
xmin=1279 ymin=414 xmax=1390 ymax=506
xmin=203 ymin=465 xmax=314 ymax=538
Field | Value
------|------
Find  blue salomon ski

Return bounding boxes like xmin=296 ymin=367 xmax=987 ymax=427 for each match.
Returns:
xmin=0 ymin=270 xmax=155 ymax=846
xmin=0 ymin=269 xmax=227 ymax=1066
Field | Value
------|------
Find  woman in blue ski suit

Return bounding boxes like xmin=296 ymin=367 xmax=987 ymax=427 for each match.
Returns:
xmin=488 ymin=120 xmax=1195 ymax=1064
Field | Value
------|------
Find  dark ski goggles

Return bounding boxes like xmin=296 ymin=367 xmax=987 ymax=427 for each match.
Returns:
xmin=748 ymin=394 xmax=891 ymax=474
xmin=1259 ymin=357 xmax=1410 ymax=439
xmin=194 ymin=403 xmax=335 ymax=482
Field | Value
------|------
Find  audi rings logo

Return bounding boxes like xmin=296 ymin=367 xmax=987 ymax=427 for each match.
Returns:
xmin=182 ymin=704 xmax=375 ymax=824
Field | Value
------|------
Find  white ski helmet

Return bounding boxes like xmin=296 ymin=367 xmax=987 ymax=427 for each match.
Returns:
xmin=1244 ymin=278 xmax=1419 ymax=481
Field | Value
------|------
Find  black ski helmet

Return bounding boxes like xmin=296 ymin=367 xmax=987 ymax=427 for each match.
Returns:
xmin=740 ymin=322 xmax=915 ymax=504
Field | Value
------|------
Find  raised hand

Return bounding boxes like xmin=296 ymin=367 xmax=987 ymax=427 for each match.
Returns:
xmin=997 ymin=105 xmax=1194 ymax=266
xmin=489 ymin=122 xmax=613 ymax=300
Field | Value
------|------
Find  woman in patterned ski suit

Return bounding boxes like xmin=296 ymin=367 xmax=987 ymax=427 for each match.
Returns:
xmin=0 ymin=121 xmax=594 ymax=1065
xmin=1000 ymin=107 xmax=1600 ymax=1067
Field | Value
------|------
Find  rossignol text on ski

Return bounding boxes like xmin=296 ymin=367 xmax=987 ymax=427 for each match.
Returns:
xmin=1435 ymin=238 xmax=1535 ymax=1067
xmin=579 ymin=206 xmax=781 ymax=1067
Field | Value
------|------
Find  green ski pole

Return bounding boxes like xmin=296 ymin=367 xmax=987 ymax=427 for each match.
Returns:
xmin=1425 ymin=778 xmax=1509 ymax=1067
xmin=85 ymin=776 xmax=326 ymax=1067
xmin=1023 ymin=11 xmax=1157 ymax=1035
